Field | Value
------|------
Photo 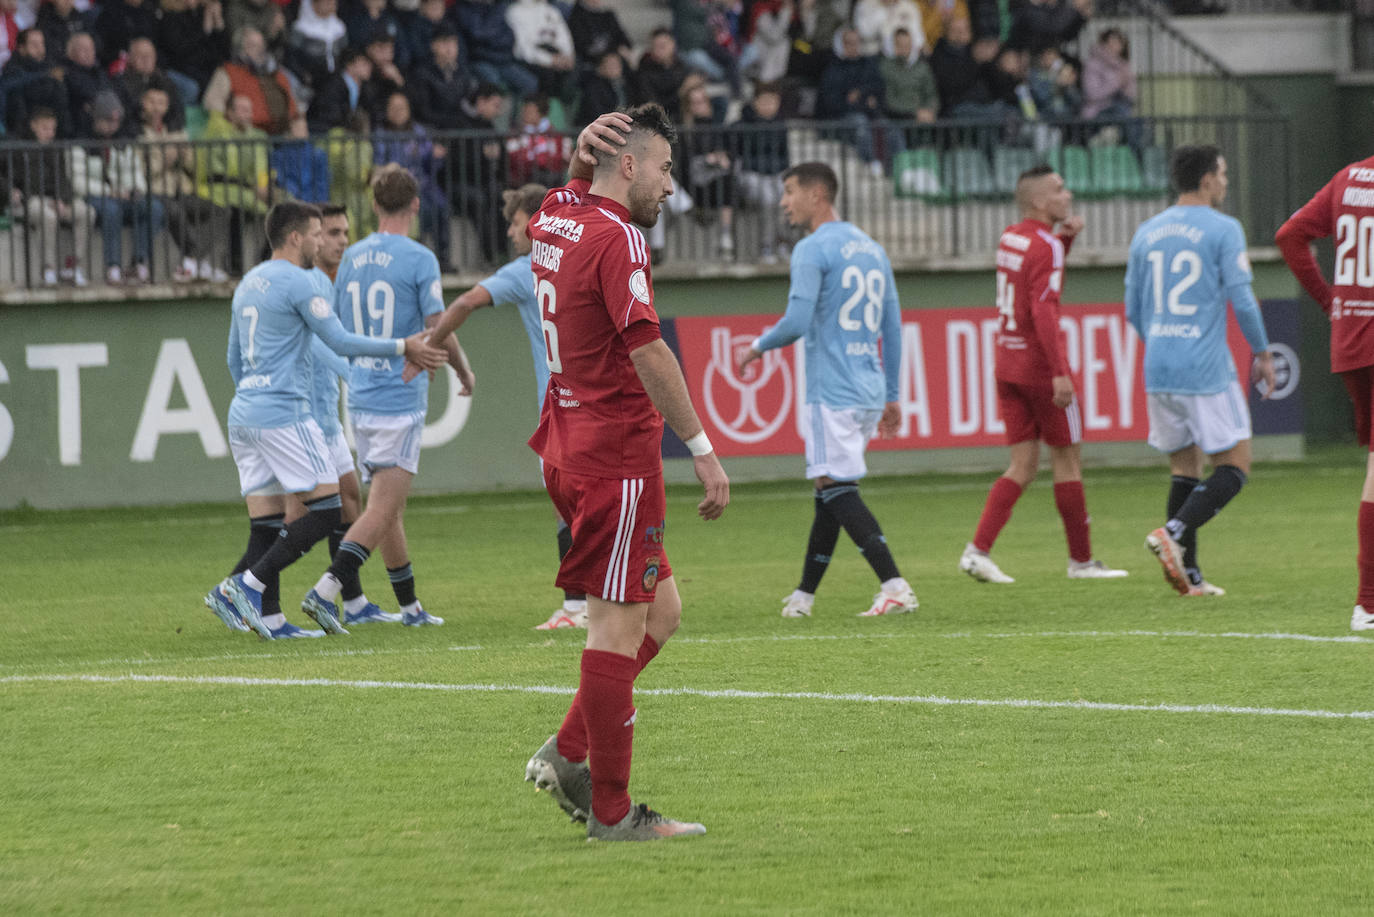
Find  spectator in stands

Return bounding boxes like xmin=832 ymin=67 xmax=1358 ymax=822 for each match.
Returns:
xmin=347 ymin=0 xmax=411 ymax=72
xmin=361 ymin=30 xmax=406 ymax=125
xmin=196 ymin=92 xmax=270 ymax=271
xmin=325 ymin=108 xmax=375 ymax=237
xmin=2 ymin=27 xmax=69 ymax=137
xmin=567 ymin=0 xmax=630 ymax=68
xmin=854 ymin=0 xmax=924 ymax=58
xmin=1028 ymin=45 xmax=1080 ymax=119
xmin=680 ymin=81 xmax=736 ymax=256
xmin=140 ymin=84 xmax=227 ymax=280
xmin=575 ymin=49 xmax=627 ymax=128
xmin=1006 ymin=0 xmax=1091 ymax=54
xmin=504 ymin=93 xmax=567 ymax=188
xmin=818 ymin=28 xmax=885 ymax=175
xmin=785 ymin=0 xmax=847 ymax=102
xmin=916 ymin=0 xmax=968 ymax=47
xmin=1080 ymin=27 xmax=1142 ymax=148
xmin=286 ymin=0 xmax=348 ymax=93
xmin=455 ymin=0 xmax=537 ymax=97
xmin=203 ymin=26 xmax=301 ymax=135
xmin=506 ymin=0 xmax=574 ymax=100
xmin=4 ymin=106 xmax=92 ymax=285
xmin=407 ymin=0 xmax=451 ymax=69
xmin=982 ymin=43 xmax=1028 ymax=113
xmin=879 ymin=26 xmax=937 ymax=159
xmin=0 ymin=0 xmax=21 ymax=71
xmin=272 ymin=115 xmax=330 ymax=201
xmin=61 ymin=31 xmax=106 ymax=136
xmin=92 ymin=0 xmax=159 ymax=69
xmin=633 ymin=27 xmax=691 ymax=122
xmin=411 ymin=23 xmax=474 ymax=130
xmin=307 ymin=45 xmax=371 ymax=132
xmin=733 ymin=80 xmax=789 ymax=263
xmin=116 ymin=37 xmax=187 ymax=132
xmin=71 ymin=91 xmax=163 ymax=283
xmin=225 ymin=0 xmax=285 ymax=59
xmin=448 ymin=81 xmax=506 ymax=264
xmin=739 ymin=0 xmax=791 ymax=85
xmin=374 ymin=90 xmax=451 ymax=268
xmin=36 ymin=0 xmax=89 ymax=68
xmin=930 ymin=16 xmax=998 ymax=117
xmin=672 ymin=0 xmax=740 ymax=92
xmin=156 ymin=0 xmax=229 ymax=98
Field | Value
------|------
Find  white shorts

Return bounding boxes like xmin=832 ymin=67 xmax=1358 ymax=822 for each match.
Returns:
xmin=802 ymin=403 xmax=881 ymax=481
xmin=353 ymin=411 xmax=425 ymax=482
xmin=1146 ymin=382 xmax=1252 ymax=455
xmin=323 ymin=429 xmax=356 ymax=479
xmin=229 ymin=419 xmax=332 ymax=496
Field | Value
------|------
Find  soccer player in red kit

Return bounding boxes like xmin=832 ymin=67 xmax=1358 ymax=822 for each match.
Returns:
xmin=1276 ymin=156 xmax=1374 ymax=630
xmin=959 ymin=165 xmax=1128 ymax=584
xmin=520 ymin=105 xmax=731 ymax=841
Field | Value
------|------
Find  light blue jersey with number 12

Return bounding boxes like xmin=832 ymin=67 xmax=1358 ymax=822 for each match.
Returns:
xmin=336 ymin=232 xmax=445 ymax=415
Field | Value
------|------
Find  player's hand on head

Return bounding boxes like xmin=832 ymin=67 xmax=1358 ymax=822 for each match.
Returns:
xmin=402 ymin=332 xmax=447 ymax=371
xmin=878 ymin=402 xmax=901 ymax=439
xmin=577 ymin=111 xmax=633 ymax=166
xmin=693 ymin=452 xmax=729 ymax=521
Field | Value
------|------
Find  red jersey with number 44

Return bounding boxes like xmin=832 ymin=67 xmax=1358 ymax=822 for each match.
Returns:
xmin=526 ymin=178 xmax=666 ymax=478
xmin=1276 ymin=155 xmax=1374 ymax=372
xmin=993 ymin=218 xmax=1074 ymax=385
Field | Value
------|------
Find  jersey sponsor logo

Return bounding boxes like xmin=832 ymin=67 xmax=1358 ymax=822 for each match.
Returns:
xmin=352 ymin=356 xmax=394 ymax=371
xmin=533 ymin=211 xmax=584 ymax=242
xmin=555 ymin=384 xmax=580 ymax=408
xmin=629 ymin=268 xmax=650 ymax=304
xmin=350 ymin=249 xmax=394 ymax=270
xmin=846 ymin=341 xmax=878 ymax=356
xmin=531 ymin=239 xmax=564 ymax=272
xmin=1348 ymin=166 xmax=1374 ymax=183
xmin=309 ymin=296 xmax=332 ymax=318
xmin=995 ymin=249 xmax=1024 ymax=272
xmin=701 ymin=326 xmax=792 ymax=444
xmin=238 ymin=373 xmax=272 ymax=390
xmin=1000 ymin=232 xmax=1031 ymax=252
xmin=1147 ymin=321 xmax=1201 ymax=339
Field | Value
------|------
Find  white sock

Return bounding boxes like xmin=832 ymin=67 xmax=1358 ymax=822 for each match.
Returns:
xmin=400 ymin=601 xmax=420 ymax=616
xmin=262 ymin=612 xmax=286 ymax=629
xmin=563 ymin=598 xmax=587 ymax=612
xmin=314 ymin=573 xmax=343 ymax=602
xmin=881 ymin=577 xmax=908 ymax=594
xmin=243 ymin=570 xmax=267 ymax=593
xmin=343 ymin=595 xmax=369 ymax=614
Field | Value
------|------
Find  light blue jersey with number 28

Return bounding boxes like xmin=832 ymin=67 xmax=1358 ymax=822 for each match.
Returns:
xmin=336 ymin=232 xmax=445 ymax=415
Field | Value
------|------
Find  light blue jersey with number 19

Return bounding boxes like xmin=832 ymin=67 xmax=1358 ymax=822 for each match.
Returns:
xmin=754 ymin=221 xmax=902 ymax=410
xmin=337 ymin=232 xmax=445 ymax=416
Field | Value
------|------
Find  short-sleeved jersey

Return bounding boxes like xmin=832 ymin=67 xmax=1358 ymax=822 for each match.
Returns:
xmin=993 ymin=219 xmax=1073 ymax=385
xmin=226 ymin=259 xmax=400 ymax=429
xmin=1125 ymin=205 xmax=1269 ymax=395
xmin=306 ymin=267 xmax=349 ymax=437
xmin=1276 ymin=154 xmax=1374 ymax=372
xmin=478 ymin=253 xmax=547 ymax=409
xmin=336 ymin=232 xmax=445 ymax=416
xmin=525 ymin=179 xmax=665 ymax=478
xmin=754 ymin=221 xmax=901 ymax=410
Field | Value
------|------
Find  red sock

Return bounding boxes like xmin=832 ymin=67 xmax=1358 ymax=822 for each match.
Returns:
xmin=557 ymin=634 xmax=660 ymax=763
xmin=973 ymin=477 xmax=1023 ymax=552
xmin=579 ymin=649 xmax=638 ymax=826
xmin=1054 ymin=480 xmax=1092 ymax=563
xmin=1358 ymin=501 xmax=1374 ymax=608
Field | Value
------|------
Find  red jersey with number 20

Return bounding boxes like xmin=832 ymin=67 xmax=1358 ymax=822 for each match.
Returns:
xmin=526 ymin=178 xmax=666 ymax=478
xmin=1276 ymin=154 xmax=1374 ymax=372
xmin=993 ymin=218 xmax=1074 ymax=385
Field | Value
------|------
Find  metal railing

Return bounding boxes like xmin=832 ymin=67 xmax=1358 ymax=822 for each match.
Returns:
xmin=0 ymin=113 xmax=1291 ymax=292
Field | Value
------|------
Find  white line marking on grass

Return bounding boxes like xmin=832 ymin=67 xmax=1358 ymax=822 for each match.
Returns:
xmin=949 ymin=629 xmax=1374 ymax=645
xmin=5 ymin=672 xmax=1373 ymax=721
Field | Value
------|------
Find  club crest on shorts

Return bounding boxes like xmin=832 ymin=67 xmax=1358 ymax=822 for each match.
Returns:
xmin=642 ymin=555 xmax=660 ymax=592
xmin=629 ymin=268 xmax=650 ymax=304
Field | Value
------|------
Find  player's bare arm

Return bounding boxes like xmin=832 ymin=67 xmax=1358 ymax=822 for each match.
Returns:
xmin=570 ymin=111 xmax=633 ymax=180
xmin=629 ymin=338 xmax=730 ymax=521
xmin=736 ymin=346 xmax=762 ymax=376
xmin=1058 ymin=215 xmax=1085 ymax=239
xmin=878 ymin=402 xmax=901 ymax=438
xmin=402 ymin=332 xmax=446 ymax=370
xmin=427 ymin=312 xmax=476 ymax=395
xmin=1252 ymin=350 xmax=1276 ymax=399
xmin=1051 ymin=375 xmax=1075 ymax=408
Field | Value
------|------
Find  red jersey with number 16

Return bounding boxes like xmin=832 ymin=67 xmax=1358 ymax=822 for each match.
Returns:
xmin=526 ymin=178 xmax=666 ymax=478
xmin=993 ymin=218 xmax=1074 ymax=385
xmin=1276 ymin=154 xmax=1374 ymax=372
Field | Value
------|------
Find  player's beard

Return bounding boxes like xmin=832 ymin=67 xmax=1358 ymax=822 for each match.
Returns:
xmin=628 ymin=178 xmax=663 ymax=228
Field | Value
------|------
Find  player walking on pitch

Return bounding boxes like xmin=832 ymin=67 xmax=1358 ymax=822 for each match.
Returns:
xmin=959 ymin=165 xmax=1128 ymax=584
xmin=737 ymin=162 xmax=919 ymax=619
xmin=1276 ymin=149 xmax=1374 ymax=629
xmin=521 ymin=107 xmax=729 ymax=842
xmin=207 ymin=202 xmax=446 ymax=639
xmin=1126 ymin=145 xmax=1275 ymax=596
xmin=423 ymin=183 xmax=592 ymax=630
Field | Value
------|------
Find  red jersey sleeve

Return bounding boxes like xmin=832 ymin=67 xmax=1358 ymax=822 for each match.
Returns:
xmin=595 ymin=220 xmax=660 ymax=336
xmin=1276 ymin=177 xmax=1336 ymax=313
xmin=528 ymin=180 xmax=593 ymax=238
xmin=1027 ymin=233 xmax=1071 ymax=377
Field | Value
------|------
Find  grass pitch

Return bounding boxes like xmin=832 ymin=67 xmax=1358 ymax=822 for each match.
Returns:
xmin=2 ymin=449 xmax=1371 ymax=915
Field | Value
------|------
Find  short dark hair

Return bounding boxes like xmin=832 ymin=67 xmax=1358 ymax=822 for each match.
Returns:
xmin=17 ymin=28 xmax=40 ymax=51
xmin=320 ymin=203 xmax=349 ymax=220
xmin=341 ymin=47 xmax=368 ymax=69
xmin=650 ymin=26 xmax=673 ymax=40
xmin=782 ymin=161 xmax=839 ymax=202
xmin=592 ymin=103 xmax=679 ymax=171
xmin=522 ymin=93 xmax=550 ymax=117
xmin=1170 ymin=144 xmax=1222 ymax=194
xmin=265 ymin=201 xmax=322 ymax=250
xmin=1018 ymin=162 xmax=1054 ymax=185
xmin=754 ymin=80 xmax=783 ymax=98
xmin=502 ymin=183 xmax=547 ymax=223
xmin=372 ymin=163 xmax=419 ymax=214
xmin=28 ymin=106 xmax=57 ymax=124
xmin=471 ymin=81 xmax=504 ymax=101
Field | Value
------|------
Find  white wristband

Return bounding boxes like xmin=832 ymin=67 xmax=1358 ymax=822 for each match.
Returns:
xmin=394 ymin=339 xmax=406 ymax=357
xmin=685 ymin=431 xmax=713 ymax=456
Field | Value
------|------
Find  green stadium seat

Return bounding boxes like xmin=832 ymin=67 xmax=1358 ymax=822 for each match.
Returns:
xmin=1091 ymin=145 xmax=1145 ymax=197
xmin=185 ymin=105 xmax=208 ymax=140
xmin=892 ymin=148 xmax=948 ymax=201
xmin=1048 ymin=145 xmax=1094 ymax=198
xmin=943 ymin=147 xmax=997 ymax=200
xmin=546 ymin=97 xmax=568 ymax=133
xmin=993 ymin=147 xmax=1037 ymax=195
xmin=1141 ymin=146 xmax=1170 ymax=194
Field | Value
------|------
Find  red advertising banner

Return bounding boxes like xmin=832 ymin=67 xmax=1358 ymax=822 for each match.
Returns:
xmin=674 ymin=304 xmax=1268 ymax=457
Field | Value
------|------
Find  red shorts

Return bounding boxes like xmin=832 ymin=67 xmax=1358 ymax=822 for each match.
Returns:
xmin=1340 ymin=365 xmax=1374 ymax=448
xmin=997 ymin=379 xmax=1082 ymax=447
xmin=542 ymin=465 xmax=672 ymax=603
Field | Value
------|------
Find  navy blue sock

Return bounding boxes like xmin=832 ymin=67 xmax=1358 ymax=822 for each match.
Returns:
xmin=1167 ymin=465 xmax=1247 ymax=543
xmin=820 ymin=482 xmax=901 ymax=584
xmin=799 ymin=492 xmax=841 ymax=594
xmin=388 ymin=563 xmax=418 ymax=607
xmin=250 ymin=494 xmax=342 ymax=583
xmin=328 ymin=540 xmax=370 ymax=590
xmin=1168 ymin=475 xmax=1201 ymax=584
xmin=235 ymin=513 xmax=283 ymax=613
xmin=330 ymin=525 xmax=364 ymax=601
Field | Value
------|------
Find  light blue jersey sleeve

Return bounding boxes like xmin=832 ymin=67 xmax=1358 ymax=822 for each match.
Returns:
xmin=479 ymin=255 xmax=547 ymax=409
xmin=756 ymin=238 xmax=822 ymax=352
xmin=880 ymin=260 xmax=901 ymax=403
xmin=1217 ymin=218 xmax=1269 ymax=353
xmin=227 ymin=304 xmax=244 ymax=386
xmin=1123 ymin=233 xmax=1147 ymax=340
xmin=310 ymin=336 xmax=350 ymax=381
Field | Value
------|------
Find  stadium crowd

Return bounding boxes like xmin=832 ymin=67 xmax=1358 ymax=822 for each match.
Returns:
xmin=0 ymin=0 xmax=1141 ymax=284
